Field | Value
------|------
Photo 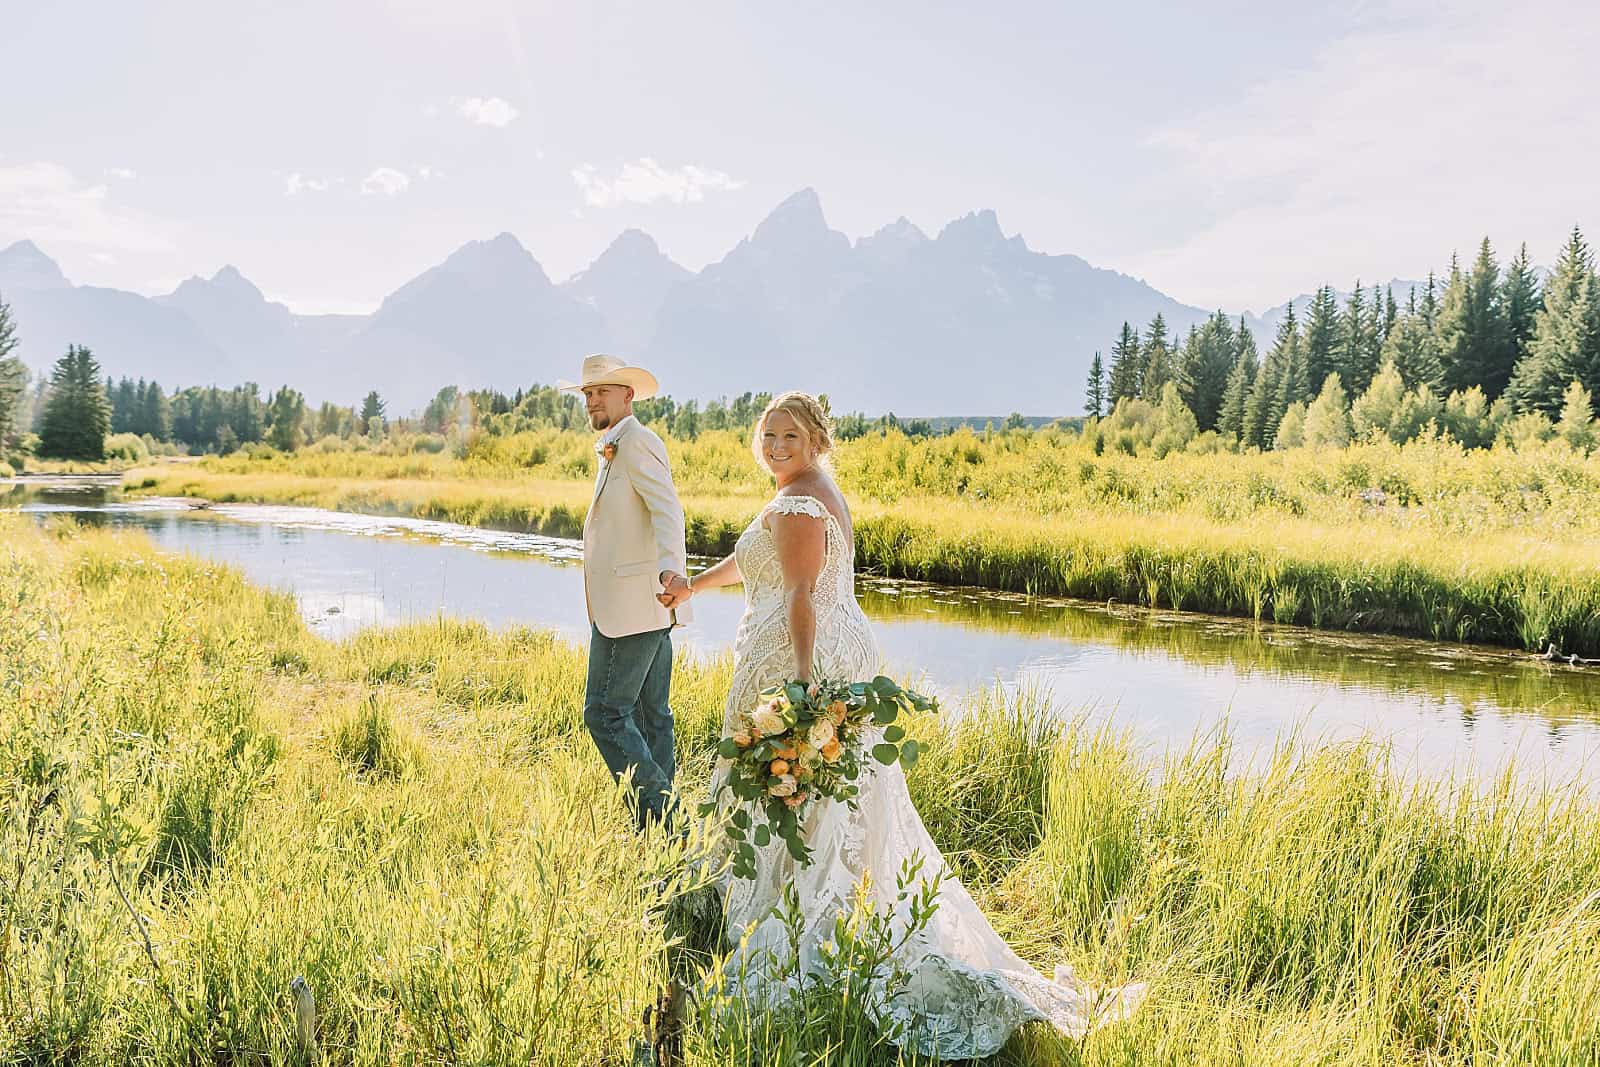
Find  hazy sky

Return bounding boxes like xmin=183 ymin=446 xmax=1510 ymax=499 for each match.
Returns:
xmin=3 ymin=0 xmax=1596 ymax=314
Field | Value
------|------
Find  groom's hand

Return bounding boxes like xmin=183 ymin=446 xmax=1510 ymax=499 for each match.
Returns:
xmin=657 ymin=571 xmax=692 ymax=609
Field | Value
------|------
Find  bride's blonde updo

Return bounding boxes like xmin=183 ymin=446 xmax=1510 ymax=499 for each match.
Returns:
xmin=752 ymin=391 xmax=835 ymax=472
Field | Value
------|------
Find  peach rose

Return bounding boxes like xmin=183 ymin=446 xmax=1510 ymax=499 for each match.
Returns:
xmin=769 ymin=759 xmax=790 ymax=776
xmin=768 ymin=774 xmax=797 ymax=797
xmin=731 ymin=730 xmax=752 ymax=748
xmin=807 ymin=719 xmax=836 ymax=748
xmin=752 ymin=706 xmax=787 ymax=737
xmin=783 ymin=792 xmax=807 ymax=809
xmin=820 ymin=739 xmax=842 ymax=763
xmin=827 ymin=700 xmax=848 ymax=724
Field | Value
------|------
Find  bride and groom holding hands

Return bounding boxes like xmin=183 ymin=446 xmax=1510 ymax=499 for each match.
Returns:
xmin=565 ymin=353 xmax=1142 ymax=1057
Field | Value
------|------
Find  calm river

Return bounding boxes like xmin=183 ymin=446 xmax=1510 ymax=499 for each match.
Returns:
xmin=7 ymin=476 xmax=1598 ymax=785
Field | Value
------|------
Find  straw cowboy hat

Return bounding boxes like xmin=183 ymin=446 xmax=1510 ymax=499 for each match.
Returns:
xmin=557 ymin=353 xmax=660 ymax=401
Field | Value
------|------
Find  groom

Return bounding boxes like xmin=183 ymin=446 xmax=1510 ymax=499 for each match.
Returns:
xmin=560 ymin=354 xmax=693 ymax=830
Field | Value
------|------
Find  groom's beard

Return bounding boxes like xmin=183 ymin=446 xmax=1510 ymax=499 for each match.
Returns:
xmin=588 ymin=412 xmax=611 ymax=431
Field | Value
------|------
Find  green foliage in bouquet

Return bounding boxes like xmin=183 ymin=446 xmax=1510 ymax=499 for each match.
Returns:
xmin=700 ymin=676 xmax=935 ymax=880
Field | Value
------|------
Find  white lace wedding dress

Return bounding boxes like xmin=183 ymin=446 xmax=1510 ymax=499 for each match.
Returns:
xmin=709 ymin=494 xmax=1144 ymax=1058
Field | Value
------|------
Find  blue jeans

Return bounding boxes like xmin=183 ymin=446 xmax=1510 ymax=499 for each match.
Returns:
xmin=583 ymin=623 xmax=676 ymax=829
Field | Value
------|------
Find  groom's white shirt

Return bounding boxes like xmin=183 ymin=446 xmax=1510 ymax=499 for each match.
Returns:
xmin=583 ymin=414 xmax=692 ymax=638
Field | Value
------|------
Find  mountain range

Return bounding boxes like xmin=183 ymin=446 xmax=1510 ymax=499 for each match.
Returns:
xmin=0 ymin=189 xmax=1416 ymax=416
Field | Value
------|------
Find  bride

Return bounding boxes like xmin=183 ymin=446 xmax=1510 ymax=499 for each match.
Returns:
xmin=673 ymin=392 xmax=1143 ymax=1058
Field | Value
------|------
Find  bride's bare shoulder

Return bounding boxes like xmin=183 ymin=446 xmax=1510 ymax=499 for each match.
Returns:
xmin=772 ymin=475 xmax=850 ymax=528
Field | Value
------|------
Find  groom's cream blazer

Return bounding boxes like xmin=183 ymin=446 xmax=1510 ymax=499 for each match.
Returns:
xmin=583 ymin=415 xmax=692 ymax=638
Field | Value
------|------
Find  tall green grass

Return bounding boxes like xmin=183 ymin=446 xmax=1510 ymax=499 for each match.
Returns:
xmin=4 ymin=513 xmax=1599 ymax=1064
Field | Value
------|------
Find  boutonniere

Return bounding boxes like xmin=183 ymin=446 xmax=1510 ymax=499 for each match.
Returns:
xmin=596 ymin=440 xmax=617 ymax=463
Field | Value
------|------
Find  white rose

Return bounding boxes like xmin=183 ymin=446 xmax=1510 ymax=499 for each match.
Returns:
xmin=768 ymin=774 xmax=798 ymax=797
xmin=807 ymin=719 xmax=836 ymax=748
xmin=752 ymin=706 xmax=787 ymax=737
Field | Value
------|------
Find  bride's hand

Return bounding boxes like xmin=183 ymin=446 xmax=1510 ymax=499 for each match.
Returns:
xmin=657 ymin=571 xmax=692 ymax=609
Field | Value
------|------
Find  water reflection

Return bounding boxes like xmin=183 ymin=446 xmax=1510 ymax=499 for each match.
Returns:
xmin=7 ymin=476 xmax=1599 ymax=783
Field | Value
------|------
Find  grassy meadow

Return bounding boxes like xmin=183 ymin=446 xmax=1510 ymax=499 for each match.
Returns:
xmin=5 ymin=514 xmax=1600 ymax=1064
xmin=127 ymin=426 xmax=1600 ymax=655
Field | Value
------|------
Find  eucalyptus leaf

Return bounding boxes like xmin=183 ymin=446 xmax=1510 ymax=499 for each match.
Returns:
xmin=872 ymin=743 xmax=899 ymax=765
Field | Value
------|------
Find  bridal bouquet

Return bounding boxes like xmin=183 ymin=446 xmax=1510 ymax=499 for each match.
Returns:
xmin=701 ymin=676 xmax=935 ymax=880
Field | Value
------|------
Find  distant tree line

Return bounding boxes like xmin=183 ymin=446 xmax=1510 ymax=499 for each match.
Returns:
xmin=473 ymin=382 xmax=951 ymax=441
xmin=1085 ymin=227 xmax=1600 ymax=452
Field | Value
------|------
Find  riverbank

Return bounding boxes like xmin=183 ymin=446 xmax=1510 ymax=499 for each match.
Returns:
xmin=126 ymin=456 xmax=1600 ymax=657
xmin=4 ymin=514 xmax=1597 ymax=1064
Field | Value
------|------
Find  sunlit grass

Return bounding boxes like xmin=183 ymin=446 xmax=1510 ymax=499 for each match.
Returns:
xmin=4 ymin=514 xmax=1599 ymax=1063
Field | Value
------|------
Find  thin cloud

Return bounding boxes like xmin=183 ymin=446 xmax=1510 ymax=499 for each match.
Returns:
xmin=571 ymin=158 xmax=744 ymax=208
xmin=360 ymin=168 xmax=410 ymax=197
xmin=284 ymin=172 xmax=331 ymax=196
xmin=105 ymin=167 xmax=137 ymax=180
xmin=0 ymin=160 xmax=174 ymax=252
xmin=1128 ymin=0 xmax=1600 ymax=311
xmin=453 ymin=96 xmax=519 ymax=127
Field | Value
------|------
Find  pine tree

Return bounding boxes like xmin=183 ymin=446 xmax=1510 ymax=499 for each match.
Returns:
xmin=1244 ymin=305 xmax=1295 ymax=449
xmin=1502 ymin=243 xmax=1541 ymax=365
xmin=1139 ymin=314 xmax=1173 ymax=402
xmin=1336 ymin=283 xmax=1382 ymax=397
xmin=1381 ymin=287 xmax=1398 ymax=344
xmin=0 ymin=291 xmax=25 ymax=448
xmin=1273 ymin=326 xmax=1309 ymax=430
xmin=1433 ymin=255 xmax=1468 ymax=385
xmin=1177 ymin=312 xmax=1237 ymax=431
xmin=1436 ymin=241 xmax=1512 ymax=398
xmin=1084 ymin=352 xmax=1106 ymax=418
xmin=360 ymin=390 xmax=387 ymax=427
xmin=39 ymin=345 xmax=112 ymax=459
xmin=1507 ymin=227 xmax=1600 ymax=415
xmin=1336 ymin=283 xmax=1365 ymax=392
xmin=111 ymin=377 xmax=138 ymax=434
xmin=1420 ymin=272 xmax=1439 ymax=329
xmin=267 ymin=385 xmax=307 ymax=451
xmin=1364 ymin=284 xmax=1387 ymax=391
xmin=1301 ymin=286 xmax=1341 ymax=398
xmin=1381 ymin=288 xmax=1443 ymax=390
xmin=1216 ymin=319 xmax=1259 ymax=441
xmin=233 ymin=383 xmax=264 ymax=444
xmin=1106 ymin=323 xmax=1143 ymax=402
xmin=130 ymin=379 xmax=148 ymax=436
xmin=141 ymin=381 xmax=172 ymax=441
